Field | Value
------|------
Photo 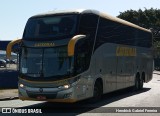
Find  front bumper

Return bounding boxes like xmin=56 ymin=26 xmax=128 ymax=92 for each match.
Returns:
xmin=18 ymin=84 xmax=77 ymax=103
xmin=19 ymin=96 xmax=77 ymax=103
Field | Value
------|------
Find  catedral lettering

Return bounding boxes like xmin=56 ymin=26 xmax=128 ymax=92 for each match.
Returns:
xmin=6 ymin=9 xmax=153 ymax=103
xmin=34 ymin=43 xmax=55 ymax=47
xmin=116 ymin=46 xmax=137 ymax=56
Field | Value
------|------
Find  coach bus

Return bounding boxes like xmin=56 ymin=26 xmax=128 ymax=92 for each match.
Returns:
xmin=6 ymin=9 xmax=153 ymax=103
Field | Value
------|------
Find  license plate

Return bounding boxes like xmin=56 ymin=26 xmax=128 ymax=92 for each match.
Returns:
xmin=37 ymin=96 xmax=46 ymax=100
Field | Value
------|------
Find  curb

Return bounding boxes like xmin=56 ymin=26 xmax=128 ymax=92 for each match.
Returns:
xmin=0 ymin=96 xmax=18 ymax=101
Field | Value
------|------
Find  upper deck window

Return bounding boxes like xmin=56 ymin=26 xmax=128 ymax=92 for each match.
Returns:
xmin=23 ymin=15 xmax=78 ymax=40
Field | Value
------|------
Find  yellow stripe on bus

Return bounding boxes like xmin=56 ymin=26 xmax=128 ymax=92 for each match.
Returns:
xmin=19 ymin=77 xmax=74 ymax=85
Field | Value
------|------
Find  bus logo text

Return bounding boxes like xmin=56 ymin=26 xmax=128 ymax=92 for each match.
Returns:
xmin=34 ymin=43 xmax=55 ymax=47
xmin=116 ymin=46 xmax=137 ymax=56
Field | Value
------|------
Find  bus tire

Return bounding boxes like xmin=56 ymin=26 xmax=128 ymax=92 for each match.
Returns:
xmin=134 ymin=74 xmax=140 ymax=91
xmin=89 ymin=80 xmax=103 ymax=103
xmin=139 ymin=73 xmax=144 ymax=89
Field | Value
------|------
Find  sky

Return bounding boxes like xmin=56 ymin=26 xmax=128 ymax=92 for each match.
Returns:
xmin=0 ymin=0 xmax=160 ymax=40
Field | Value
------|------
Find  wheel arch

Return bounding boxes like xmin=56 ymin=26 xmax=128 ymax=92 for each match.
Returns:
xmin=94 ymin=77 xmax=103 ymax=94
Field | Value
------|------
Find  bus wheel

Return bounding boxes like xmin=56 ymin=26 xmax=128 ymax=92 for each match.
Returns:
xmin=139 ymin=74 xmax=144 ymax=89
xmin=134 ymin=75 xmax=139 ymax=91
xmin=92 ymin=81 xmax=102 ymax=102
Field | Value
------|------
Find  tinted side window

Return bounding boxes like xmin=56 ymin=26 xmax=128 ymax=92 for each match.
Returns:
xmin=79 ymin=14 xmax=99 ymax=38
xmin=96 ymin=17 xmax=152 ymax=48
xmin=135 ymin=30 xmax=152 ymax=47
xmin=116 ymin=25 xmax=136 ymax=46
xmin=74 ymin=39 xmax=90 ymax=74
xmin=96 ymin=17 xmax=121 ymax=49
xmin=75 ymin=14 xmax=98 ymax=74
xmin=78 ymin=14 xmax=98 ymax=54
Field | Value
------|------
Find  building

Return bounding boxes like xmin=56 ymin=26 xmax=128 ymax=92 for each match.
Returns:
xmin=0 ymin=41 xmax=18 ymax=60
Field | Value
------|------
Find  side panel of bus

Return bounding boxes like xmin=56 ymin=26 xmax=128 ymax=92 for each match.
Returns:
xmin=92 ymin=16 xmax=153 ymax=94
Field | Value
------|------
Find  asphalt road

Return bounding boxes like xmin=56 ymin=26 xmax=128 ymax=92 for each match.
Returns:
xmin=0 ymin=73 xmax=160 ymax=116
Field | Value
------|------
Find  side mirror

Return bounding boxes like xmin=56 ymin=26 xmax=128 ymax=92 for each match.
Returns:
xmin=68 ymin=35 xmax=86 ymax=56
xmin=6 ymin=39 xmax=22 ymax=59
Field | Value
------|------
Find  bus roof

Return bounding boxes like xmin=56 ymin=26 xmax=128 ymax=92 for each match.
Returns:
xmin=31 ymin=9 xmax=151 ymax=33
xmin=31 ymin=9 xmax=99 ymax=17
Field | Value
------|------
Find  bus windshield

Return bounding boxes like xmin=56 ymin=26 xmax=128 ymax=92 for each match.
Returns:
xmin=20 ymin=46 xmax=73 ymax=78
xmin=23 ymin=15 xmax=78 ymax=40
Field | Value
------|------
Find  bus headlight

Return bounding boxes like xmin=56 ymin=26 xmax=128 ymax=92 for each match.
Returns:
xmin=19 ymin=84 xmax=24 ymax=88
xmin=64 ymin=84 xmax=70 ymax=89
xmin=58 ymin=84 xmax=70 ymax=89
xmin=58 ymin=76 xmax=80 ymax=89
